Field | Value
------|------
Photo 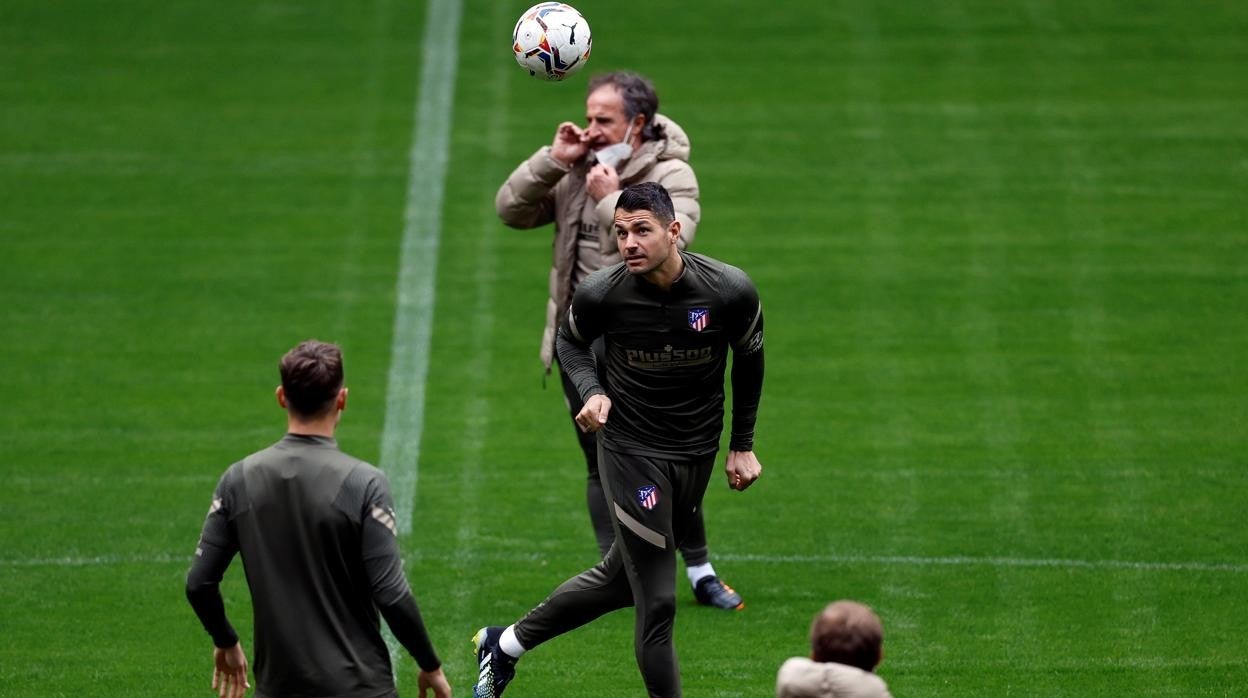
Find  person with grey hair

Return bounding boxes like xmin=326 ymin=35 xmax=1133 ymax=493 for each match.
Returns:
xmin=776 ymin=601 xmax=893 ymax=698
xmin=496 ymin=70 xmax=743 ymax=610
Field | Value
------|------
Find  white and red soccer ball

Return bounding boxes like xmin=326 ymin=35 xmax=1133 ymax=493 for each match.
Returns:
xmin=512 ymin=3 xmax=592 ymax=81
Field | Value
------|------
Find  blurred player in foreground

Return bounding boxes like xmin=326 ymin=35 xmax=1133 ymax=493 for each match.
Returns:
xmin=496 ymin=70 xmax=743 ymax=610
xmin=776 ymin=601 xmax=893 ymax=698
xmin=475 ymin=182 xmax=766 ymax=697
xmin=185 ymin=340 xmax=451 ymax=698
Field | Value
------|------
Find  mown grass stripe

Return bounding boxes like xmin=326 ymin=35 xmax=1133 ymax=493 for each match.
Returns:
xmin=379 ymin=0 xmax=463 ymax=536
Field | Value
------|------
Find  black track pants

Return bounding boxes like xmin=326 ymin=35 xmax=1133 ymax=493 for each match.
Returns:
xmin=514 ymin=443 xmax=716 ymax=698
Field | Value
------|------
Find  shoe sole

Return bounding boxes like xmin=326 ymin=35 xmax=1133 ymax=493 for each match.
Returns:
xmin=694 ymin=578 xmax=745 ymax=611
xmin=696 ymin=592 xmax=746 ymax=611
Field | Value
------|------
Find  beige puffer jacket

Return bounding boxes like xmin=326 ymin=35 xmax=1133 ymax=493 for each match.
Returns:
xmin=776 ymin=658 xmax=894 ymax=698
xmin=495 ymin=114 xmax=700 ymax=370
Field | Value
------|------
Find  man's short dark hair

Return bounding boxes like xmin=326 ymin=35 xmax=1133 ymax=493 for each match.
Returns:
xmin=588 ymin=71 xmax=665 ymax=141
xmin=279 ymin=340 xmax=344 ymax=418
xmin=809 ymin=601 xmax=884 ymax=672
xmin=616 ymin=182 xmax=676 ymax=227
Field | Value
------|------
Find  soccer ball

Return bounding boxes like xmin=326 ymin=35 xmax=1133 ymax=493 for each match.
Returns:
xmin=512 ymin=3 xmax=592 ymax=81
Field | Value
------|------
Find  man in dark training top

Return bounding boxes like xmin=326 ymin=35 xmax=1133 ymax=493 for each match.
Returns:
xmin=473 ymin=182 xmax=766 ymax=698
xmin=186 ymin=340 xmax=451 ymax=698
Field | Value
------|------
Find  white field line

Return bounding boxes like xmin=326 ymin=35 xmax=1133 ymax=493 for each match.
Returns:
xmin=376 ymin=0 xmax=461 ymax=676
xmin=715 ymin=552 xmax=1248 ymax=574
xmin=0 ymin=553 xmax=188 ymax=568
xmin=379 ymin=0 xmax=462 ymax=537
xmin=887 ymin=655 xmax=1248 ymax=670
xmin=7 ymin=551 xmax=1245 ymax=574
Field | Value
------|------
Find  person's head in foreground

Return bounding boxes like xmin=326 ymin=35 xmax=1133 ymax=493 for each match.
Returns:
xmin=810 ymin=600 xmax=884 ymax=671
xmin=776 ymin=600 xmax=892 ymax=698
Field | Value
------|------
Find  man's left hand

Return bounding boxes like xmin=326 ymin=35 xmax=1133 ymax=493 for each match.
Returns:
xmin=726 ymin=451 xmax=762 ymax=491
xmin=586 ymin=164 xmax=620 ymax=202
xmin=418 ymin=667 xmax=452 ymax=698
xmin=212 ymin=643 xmax=250 ymax=698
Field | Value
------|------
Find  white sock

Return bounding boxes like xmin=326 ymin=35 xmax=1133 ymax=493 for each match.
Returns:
xmin=686 ymin=562 xmax=716 ymax=587
xmin=499 ymin=624 xmax=527 ymax=659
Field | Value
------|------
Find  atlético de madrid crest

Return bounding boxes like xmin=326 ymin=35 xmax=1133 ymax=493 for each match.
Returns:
xmin=688 ymin=308 xmax=709 ymax=332
xmin=636 ymin=485 xmax=660 ymax=511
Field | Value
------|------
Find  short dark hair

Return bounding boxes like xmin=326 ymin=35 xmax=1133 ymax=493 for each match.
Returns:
xmin=588 ymin=71 xmax=665 ymax=141
xmin=615 ymin=182 xmax=676 ymax=226
xmin=810 ymin=601 xmax=884 ymax=672
xmin=279 ymin=340 xmax=344 ymax=418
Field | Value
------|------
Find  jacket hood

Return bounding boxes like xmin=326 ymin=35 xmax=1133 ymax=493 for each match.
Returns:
xmin=617 ymin=114 xmax=690 ymax=181
xmin=651 ymin=114 xmax=690 ymax=162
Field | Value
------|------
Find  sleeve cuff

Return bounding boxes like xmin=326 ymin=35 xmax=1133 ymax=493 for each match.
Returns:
xmin=533 ymin=146 xmax=572 ymax=181
xmin=212 ymin=628 xmax=240 ymax=649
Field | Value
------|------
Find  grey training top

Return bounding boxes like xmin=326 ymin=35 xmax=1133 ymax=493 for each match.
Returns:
xmin=558 ymin=251 xmax=766 ymax=459
xmin=186 ymin=433 xmax=439 ymax=698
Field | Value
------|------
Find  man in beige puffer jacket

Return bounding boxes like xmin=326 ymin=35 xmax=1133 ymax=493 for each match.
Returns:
xmin=495 ymin=72 xmax=742 ymax=610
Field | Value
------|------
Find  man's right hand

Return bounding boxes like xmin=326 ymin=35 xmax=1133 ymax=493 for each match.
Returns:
xmin=551 ymin=121 xmax=588 ymax=165
xmin=575 ymin=394 xmax=612 ymax=433
xmin=726 ymin=450 xmax=763 ymax=491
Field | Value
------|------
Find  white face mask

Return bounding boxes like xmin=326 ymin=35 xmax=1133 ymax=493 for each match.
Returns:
xmin=593 ymin=121 xmax=634 ymax=170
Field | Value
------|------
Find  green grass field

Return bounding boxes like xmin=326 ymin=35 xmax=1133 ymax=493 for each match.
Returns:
xmin=2 ymin=1 xmax=1246 ymax=695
